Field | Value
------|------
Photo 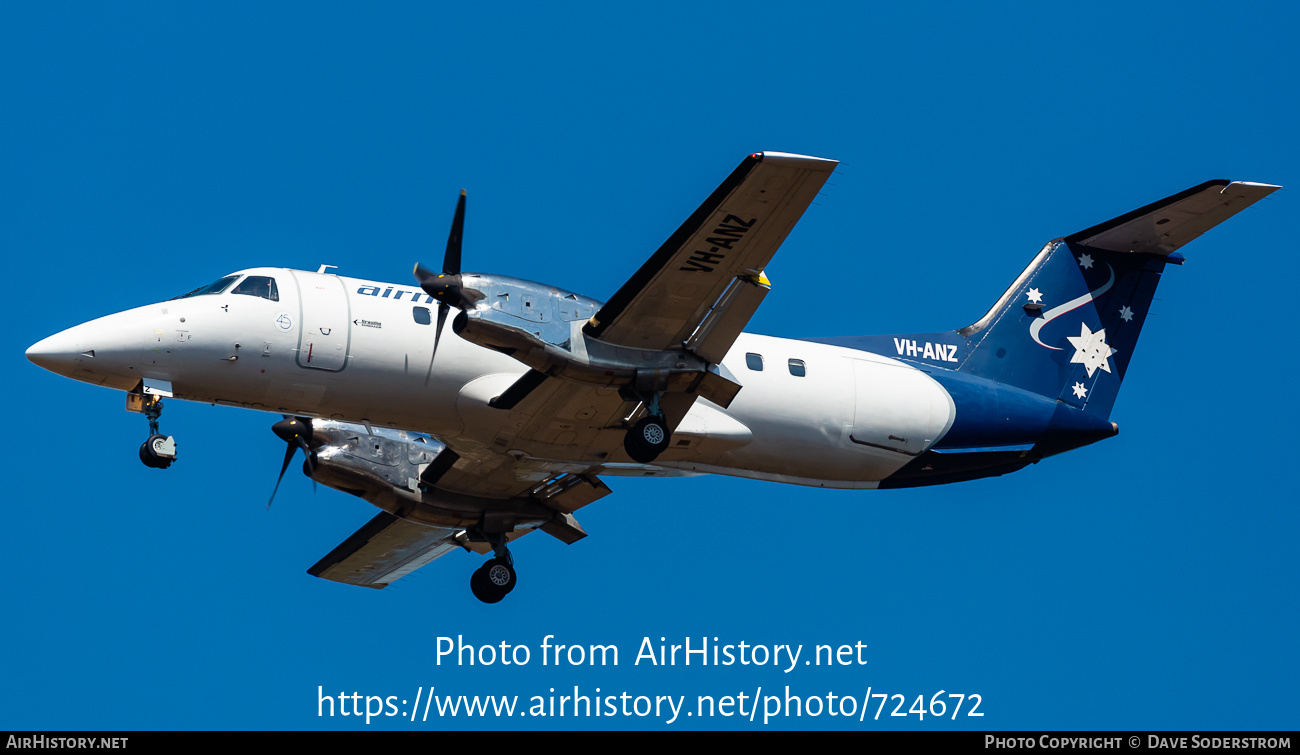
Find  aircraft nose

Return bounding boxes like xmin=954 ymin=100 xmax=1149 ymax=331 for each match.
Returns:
xmin=28 ymin=310 xmax=154 ymax=389
xmin=26 ymin=329 xmax=85 ymax=375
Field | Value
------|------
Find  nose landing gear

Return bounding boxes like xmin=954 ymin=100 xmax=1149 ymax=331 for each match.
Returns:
xmin=135 ymin=394 xmax=177 ymax=469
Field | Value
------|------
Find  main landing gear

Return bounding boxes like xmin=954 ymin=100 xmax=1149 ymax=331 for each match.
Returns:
xmin=137 ymin=395 xmax=177 ymax=470
xmin=622 ymin=391 xmax=671 ymax=464
xmin=470 ymin=532 xmax=517 ymax=604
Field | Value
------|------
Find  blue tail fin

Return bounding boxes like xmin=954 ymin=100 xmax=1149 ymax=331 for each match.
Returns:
xmin=809 ymin=180 xmax=1276 ymax=421
xmin=955 ymin=240 xmax=1166 ymax=418
xmin=955 ymin=178 xmax=1278 ymax=417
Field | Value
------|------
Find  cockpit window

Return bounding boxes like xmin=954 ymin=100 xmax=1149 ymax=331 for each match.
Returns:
xmin=231 ymin=275 xmax=279 ymax=302
xmin=173 ymin=274 xmax=239 ymax=300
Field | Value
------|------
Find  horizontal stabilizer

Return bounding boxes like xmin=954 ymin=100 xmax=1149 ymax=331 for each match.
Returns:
xmin=1066 ymin=180 xmax=1279 ymax=256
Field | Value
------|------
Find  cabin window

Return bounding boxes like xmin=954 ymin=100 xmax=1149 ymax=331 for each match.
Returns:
xmin=412 ymin=306 xmax=432 ymax=325
xmin=745 ymin=353 xmax=764 ymax=371
xmin=788 ymin=358 xmax=806 ymax=377
xmin=231 ymin=275 xmax=279 ymax=302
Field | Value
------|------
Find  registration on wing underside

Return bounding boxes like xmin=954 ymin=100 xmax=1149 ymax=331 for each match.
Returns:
xmin=679 ymin=214 xmax=757 ymax=272
xmin=586 ymin=152 xmax=838 ymax=353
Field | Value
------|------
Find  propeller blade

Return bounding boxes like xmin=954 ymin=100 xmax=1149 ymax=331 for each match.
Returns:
xmin=267 ymin=416 xmax=314 ymax=509
xmin=413 ymin=262 xmax=440 ymax=286
xmin=423 ymin=302 xmax=450 ymax=386
xmin=296 ymin=435 xmax=316 ymax=476
xmin=267 ymin=442 xmax=297 ymax=510
xmin=444 ymin=189 xmax=465 ymax=275
xmin=416 ymin=191 xmax=467 ymax=385
xmin=297 ymin=439 xmax=318 ymax=495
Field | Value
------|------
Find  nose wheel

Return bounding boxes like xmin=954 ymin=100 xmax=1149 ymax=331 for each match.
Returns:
xmin=139 ymin=434 xmax=177 ymax=469
xmin=137 ymin=395 xmax=178 ymax=469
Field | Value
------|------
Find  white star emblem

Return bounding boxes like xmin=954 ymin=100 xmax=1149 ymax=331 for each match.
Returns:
xmin=1078 ymin=253 xmax=1095 ymax=269
xmin=1119 ymin=305 xmax=1134 ymax=322
xmin=1066 ymin=322 xmax=1118 ymax=378
xmin=1071 ymin=382 xmax=1087 ymax=399
xmin=1026 ymin=288 xmax=1043 ymax=304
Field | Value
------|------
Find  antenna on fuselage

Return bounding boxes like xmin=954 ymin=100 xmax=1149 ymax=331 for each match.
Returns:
xmin=317 ymin=264 xmax=338 ymax=274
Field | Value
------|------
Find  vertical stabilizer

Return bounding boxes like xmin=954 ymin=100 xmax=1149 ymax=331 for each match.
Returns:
xmin=956 ymin=240 xmax=1165 ymax=418
xmin=954 ymin=179 xmax=1278 ymax=418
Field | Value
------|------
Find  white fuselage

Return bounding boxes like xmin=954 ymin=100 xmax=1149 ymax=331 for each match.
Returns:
xmin=30 ymin=268 xmax=959 ymax=490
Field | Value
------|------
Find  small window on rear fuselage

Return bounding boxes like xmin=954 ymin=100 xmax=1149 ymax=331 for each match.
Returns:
xmin=231 ymin=275 xmax=279 ymax=302
xmin=788 ymin=358 xmax=806 ymax=377
xmin=745 ymin=353 xmax=764 ymax=371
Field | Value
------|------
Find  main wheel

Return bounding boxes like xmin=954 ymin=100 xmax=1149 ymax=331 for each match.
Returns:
xmin=139 ymin=434 xmax=174 ymax=469
xmin=623 ymin=416 xmax=670 ymax=463
xmin=485 ymin=558 xmax=516 ymax=594
xmin=470 ymin=558 xmax=516 ymax=604
xmin=469 ymin=567 xmax=494 ymax=603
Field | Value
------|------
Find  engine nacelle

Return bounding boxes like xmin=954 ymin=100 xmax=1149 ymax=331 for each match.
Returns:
xmin=304 ymin=420 xmax=576 ymax=534
xmin=451 ymin=274 xmax=739 ymax=404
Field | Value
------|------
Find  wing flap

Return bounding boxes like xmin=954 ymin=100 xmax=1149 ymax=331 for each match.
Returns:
xmin=308 ymin=511 xmax=463 ymax=589
xmin=684 ymin=273 xmax=771 ymax=365
xmin=1066 ymin=180 xmax=1280 ymax=255
xmin=584 ymin=151 xmax=837 ymax=352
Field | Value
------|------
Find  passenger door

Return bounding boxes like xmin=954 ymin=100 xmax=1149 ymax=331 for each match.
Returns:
xmin=293 ymin=271 xmax=351 ymax=371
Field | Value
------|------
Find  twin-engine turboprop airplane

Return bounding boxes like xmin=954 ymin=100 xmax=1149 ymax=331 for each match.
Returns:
xmin=26 ymin=152 xmax=1278 ymax=602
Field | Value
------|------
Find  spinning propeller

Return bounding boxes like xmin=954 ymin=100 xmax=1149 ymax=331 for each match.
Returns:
xmin=266 ymin=416 xmax=315 ymax=509
xmin=414 ymin=190 xmax=471 ymax=384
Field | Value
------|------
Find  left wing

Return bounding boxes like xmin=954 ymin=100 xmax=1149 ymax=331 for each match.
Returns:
xmin=584 ymin=151 xmax=837 ymax=359
xmin=308 ymin=511 xmax=463 ymax=589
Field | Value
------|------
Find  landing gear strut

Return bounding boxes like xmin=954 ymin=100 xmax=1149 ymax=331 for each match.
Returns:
xmin=623 ymin=391 xmax=671 ymax=463
xmin=470 ymin=532 xmax=517 ymax=604
xmin=137 ymin=395 xmax=177 ymax=469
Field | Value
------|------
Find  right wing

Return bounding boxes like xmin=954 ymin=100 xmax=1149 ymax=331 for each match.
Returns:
xmin=584 ymin=152 xmax=837 ymax=359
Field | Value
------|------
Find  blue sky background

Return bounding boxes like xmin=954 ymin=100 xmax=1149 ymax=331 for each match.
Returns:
xmin=3 ymin=2 xmax=1296 ymax=730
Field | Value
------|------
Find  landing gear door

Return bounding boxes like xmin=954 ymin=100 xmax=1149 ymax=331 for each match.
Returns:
xmin=293 ymin=271 xmax=351 ymax=372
